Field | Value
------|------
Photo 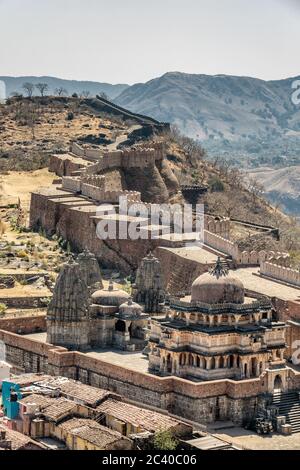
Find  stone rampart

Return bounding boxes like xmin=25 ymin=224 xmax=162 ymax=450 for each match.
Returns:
xmin=203 ymin=230 xmax=288 ymax=267
xmin=204 ymin=215 xmax=230 ymax=239
xmin=71 ymin=143 xmax=159 ymax=170
xmin=0 ymin=314 xmax=46 ymax=334
xmin=203 ymin=230 xmax=239 ymax=259
xmin=260 ymin=261 xmax=300 ymax=288
xmin=62 ymin=176 xmax=81 ymax=192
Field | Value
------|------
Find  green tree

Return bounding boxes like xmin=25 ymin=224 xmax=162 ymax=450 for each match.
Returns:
xmin=153 ymin=430 xmax=178 ymax=451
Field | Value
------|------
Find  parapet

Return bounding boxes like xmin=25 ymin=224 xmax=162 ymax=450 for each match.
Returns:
xmin=70 ymin=142 xmax=163 ymax=171
xmin=260 ymin=260 xmax=300 ymax=288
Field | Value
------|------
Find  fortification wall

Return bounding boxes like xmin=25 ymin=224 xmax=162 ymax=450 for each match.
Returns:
xmin=1 ymin=327 xmax=299 ymax=424
xmin=71 ymin=142 xmax=85 ymax=157
xmin=203 ymin=230 xmax=288 ymax=267
xmin=260 ymin=261 xmax=300 ymax=288
xmin=155 ymin=247 xmax=214 ymax=295
xmin=71 ymin=143 xmax=158 ymax=170
xmin=49 ymin=155 xmax=87 ymax=177
xmin=204 ymin=215 xmax=230 ymax=239
xmin=0 ymin=296 xmax=51 ymax=309
xmin=0 ymin=314 xmax=45 ymax=335
xmin=62 ymin=176 xmax=81 ymax=192
xmin=203 ymin=230 xmax=239 ymax=259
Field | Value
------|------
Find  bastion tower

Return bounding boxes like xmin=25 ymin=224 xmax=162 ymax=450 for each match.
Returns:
xmin=148 ymin=258 xmax=286 ymax=380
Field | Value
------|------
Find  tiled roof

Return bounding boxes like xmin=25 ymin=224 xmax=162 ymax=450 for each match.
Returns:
xmin=41 ymin=398 xmax=77 ymax=422
xmin=19 ymin=394 xmax=77 ymax=422
xmin=96 ymin=399 xmax=183 ymax=432
xmin=58 ymin=418 xmax=125 ymax=448
xmin=0 ymin=425 xmax=44 ymax=450
xmin=19 ymin=393 xmax=53 ymax=408
xmin=10 ymin=374 xmax=51 ymax=386
xmin=58 ymin=380 xmax=115 ymax=407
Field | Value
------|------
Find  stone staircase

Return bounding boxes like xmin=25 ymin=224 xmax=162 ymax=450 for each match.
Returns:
xmin=272 ymin=390 xmax=300 ymax=433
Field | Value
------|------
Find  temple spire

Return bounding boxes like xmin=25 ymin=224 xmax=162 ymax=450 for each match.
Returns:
xmin=209 ymin=257 xmax=229 ymax=280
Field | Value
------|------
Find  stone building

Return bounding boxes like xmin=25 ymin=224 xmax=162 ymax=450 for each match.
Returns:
xmin=148 ymin=258 xmax=286 ymax=380
xmin=90 ymin=282 xmax=149 ymax=351
xmin=47 ymin=255 xmax=149 ymax=352
xmin=133 ymin=252 xmax=165 ymax=314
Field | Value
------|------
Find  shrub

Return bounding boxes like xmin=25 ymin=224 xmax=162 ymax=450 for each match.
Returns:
xmin=66 ymin=112 xmax=74 ymax=121
xmin=153 ymin=430 xmax=178 ymax=451
xmin=0 ymin=303 xmax=7 ymax=315
xmin=17 ymin=249 xmax=28 ymax=258
xmin=208 ymin=176 xmax=225 ymax=192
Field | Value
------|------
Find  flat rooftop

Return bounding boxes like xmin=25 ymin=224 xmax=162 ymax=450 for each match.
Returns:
xmin=234 ymin=267 xmax=300 ymax=302
xmin=160 ymin=246 xmax=218 ymax=264
xmin=22 ymin=333 xmax=150 ymax=374
xmin=213 ymin=426 xmax=300 ymax=450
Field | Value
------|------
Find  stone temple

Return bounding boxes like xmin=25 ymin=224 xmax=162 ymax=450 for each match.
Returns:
xmin=47 ymin=254 xmax=149 ymax=352
xmin=148 ymin=258 xmax=286 ymax=380
xmin=132 ymin=252 xmax=165 ymax=314
xmin=46 ymin=258 xmax=91 ymax=351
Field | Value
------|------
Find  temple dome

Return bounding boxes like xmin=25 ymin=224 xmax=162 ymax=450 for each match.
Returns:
xmin=119 ymin=298 xmax=143 ymax=318
xmin=91 ymin=281 xmax=130 ymax=306
xmin=191 ymin=259 xmax=245 ymax=305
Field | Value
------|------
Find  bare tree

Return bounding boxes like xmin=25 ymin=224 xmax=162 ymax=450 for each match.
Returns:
xmin=80 ymin=90 xmax=90 ymax=99
xmin=22 ymin=82 xmax=34 ymax=98
xmin=55 ymin=87 xmax=68 ymax=97
xmin=35 ymin=83 xmax=49 ymax=97
xmin=99 ymin=92 xmax=108 ymax=100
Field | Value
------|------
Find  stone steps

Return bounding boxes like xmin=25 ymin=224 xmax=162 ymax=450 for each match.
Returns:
xmin=272 ymin=391 xmax=300 ymax=433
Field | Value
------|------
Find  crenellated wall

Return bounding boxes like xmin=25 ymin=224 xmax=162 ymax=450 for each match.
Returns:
xmin=260 ymin=261 xmax=300 ymax=288
xmin=62 ymin=176 xmax=141 ymax=204
xmin=62 ymin=176 xmax=81 ymax=192
xmin=203 ymin=230 xmax=239 ymax=259
xmin=204 ymin=215 xmax=230 ymax=239
xmin=71 ymin=142 xmax=160 ymax=169
xmin=203 ymin=230 xmax=288 ymax=267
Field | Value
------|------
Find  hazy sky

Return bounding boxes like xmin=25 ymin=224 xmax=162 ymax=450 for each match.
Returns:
xmin=0 ymin=0 xmax=299 ymax=84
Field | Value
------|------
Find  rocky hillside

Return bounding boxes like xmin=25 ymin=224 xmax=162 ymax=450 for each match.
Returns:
xmin=247 ymin=166 xmax=300 ymax=217
xmin=0 ymin=95 xmax=299 ymax=256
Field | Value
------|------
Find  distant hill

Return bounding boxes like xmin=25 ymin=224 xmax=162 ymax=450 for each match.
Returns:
xmin=115 ymin=71 xmax=300 ymax=140
xmin=247 ymin=166 xmax=300 ymax=216
xmin=115 ymin=72 xmax=300 ymax=165
xmin=0 ymin=76 xmax=129 ymax=100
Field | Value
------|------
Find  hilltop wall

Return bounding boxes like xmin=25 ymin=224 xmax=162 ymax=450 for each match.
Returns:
xmin=260 ymin=261 xmax=300 ymax=288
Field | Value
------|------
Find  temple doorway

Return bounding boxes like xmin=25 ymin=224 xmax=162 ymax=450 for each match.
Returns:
xmin=166 ymin=354 xmax=172 ymax=373
xmin=274 ymin=375 xmax=283 ymax=391
xmin=115 ymin=320 xmax=126 ymax=332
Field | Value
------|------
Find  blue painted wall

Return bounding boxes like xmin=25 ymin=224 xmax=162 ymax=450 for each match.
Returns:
xmin=2 ymin=381 xmax=22 ymax=420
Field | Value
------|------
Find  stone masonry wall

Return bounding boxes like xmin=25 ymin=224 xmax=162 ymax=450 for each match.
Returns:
xmin=1 ymin=327 xmax=300 ymax=425
xmin=0 ymin=314 xmax=45 ymax=334
xmin=260 ymin=261 xmax=300 ymax=288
